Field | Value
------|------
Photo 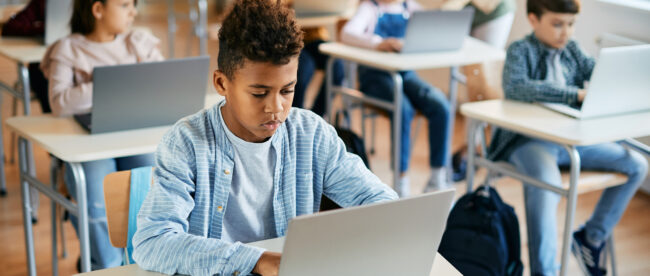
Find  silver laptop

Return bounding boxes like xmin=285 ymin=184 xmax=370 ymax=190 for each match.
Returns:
xmin=293 ymin=0 xmax=352 ymax=17
xmin=77 ymin=56 xmax=210 ymax=134
xmin=401 ymin=8 xmax=474 ymax=53
xmin=540 ymin=44 xmax=650 ymax=119
xmin=276 ymin=189 xmax=455 ymax=276
xmin=44 ymin=0 xmax=72 ymax=45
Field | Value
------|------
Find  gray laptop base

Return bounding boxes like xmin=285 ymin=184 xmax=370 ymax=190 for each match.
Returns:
xmin=89 ymin=56 xmax=209 ymax=134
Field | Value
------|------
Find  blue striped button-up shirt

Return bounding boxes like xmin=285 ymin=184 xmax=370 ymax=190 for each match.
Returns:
xmin=488 ymin=33 xmax=596 ymax=161
xmin=132 ymin=100 xmax=398 ymax=276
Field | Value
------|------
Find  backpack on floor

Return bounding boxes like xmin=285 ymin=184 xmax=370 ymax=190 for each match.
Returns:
xmin=438 ymin=186 xmax=523 ymax=276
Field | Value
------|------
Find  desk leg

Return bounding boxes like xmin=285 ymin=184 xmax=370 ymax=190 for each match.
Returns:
xmin=325 ymin=57 xmax=335 ymax=123
xmin=447 ymin=66 xmax=464 ymax=182
xmin=0 ymin=90 xmax=6 ymax=196
xmin=18 ymin=137 xmax=36 ymax=276
xmin=50 ymin=158 xmax=61 ymax=276
xmin=19 ymin=63 xmax=39 ymax=218
xmin=465 ymin=119 xmax=478 ymax=193
xmin=197 ymin=0 xmax=207 ymax=56
xmin=390 ymin=72 xmax=403 ymax=197
xmin=69 ymin=162 xmax=91 ymax=272
xmin=559 ymin=145 xmax=580 ymax=276
xmin=167 ymin=0 xmax=176 ymax=58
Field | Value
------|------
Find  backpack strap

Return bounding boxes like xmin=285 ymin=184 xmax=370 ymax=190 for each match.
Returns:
xmin=125 ymin=166 xmax=153 ymax=264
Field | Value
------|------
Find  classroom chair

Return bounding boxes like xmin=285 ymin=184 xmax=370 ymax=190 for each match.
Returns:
xmin=103 ymin=166 xmax=154 ymax=264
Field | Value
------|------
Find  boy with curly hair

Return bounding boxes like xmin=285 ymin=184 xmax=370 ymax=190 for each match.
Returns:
xmin=132 ymin=0 xmax=398 ymax=275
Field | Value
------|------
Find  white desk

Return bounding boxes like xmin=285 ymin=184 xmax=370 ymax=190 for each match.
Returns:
xmin=319 ymin=38 xmax=505 ymax=194
xmin=460 ymin=99 xmax=650 ymax=276
xmin=74 ymin=237 xmax=461 ymax=276
xmin=0 ymin=36 xmax=48 ymax=195
xmin=7 ymin=93 xmax=223 ymax=275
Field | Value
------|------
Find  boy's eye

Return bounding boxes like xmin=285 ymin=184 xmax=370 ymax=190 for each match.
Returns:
xmin=252 ymin=92 xmax=266 ymax=98
xmin=281 ymin=90 xmax=294 ymax=95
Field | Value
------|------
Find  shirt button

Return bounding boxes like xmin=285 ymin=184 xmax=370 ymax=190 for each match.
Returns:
xmin=224 ymin=169 xmax=230 ymax=175
xmin=217 ymin=206 xmax=223 ymax=212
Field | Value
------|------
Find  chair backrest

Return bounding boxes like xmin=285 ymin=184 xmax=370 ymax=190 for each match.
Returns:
xmin=103 ymin=167 xmax=154 ymax=253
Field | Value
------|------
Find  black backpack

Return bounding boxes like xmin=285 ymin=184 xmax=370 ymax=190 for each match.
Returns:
xmin=438 ymin=186 xmax=523 ymax=276
xmin=319 ymin=113 xmax=370 ymax=211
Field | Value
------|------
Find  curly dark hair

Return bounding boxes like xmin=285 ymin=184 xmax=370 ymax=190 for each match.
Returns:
xmin=527 ymin=0 xmax=580 ymax=18
xmin=217 ymin=0 xmax=304 ymax=79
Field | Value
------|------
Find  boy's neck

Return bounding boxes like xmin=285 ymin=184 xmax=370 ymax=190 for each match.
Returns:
xmin=532 ymin=31 xmax=563 ymax=50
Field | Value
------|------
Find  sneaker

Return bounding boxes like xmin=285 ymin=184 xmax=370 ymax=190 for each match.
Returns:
xmin=452 ymin=151 xmax=467 ymax=182
xmin=572 ymin=229 xmax=607 ymax=276
xmin=398 ymin=177 xmax=410 ymax=197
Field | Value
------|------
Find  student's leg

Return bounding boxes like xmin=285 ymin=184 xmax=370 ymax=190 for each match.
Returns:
xmin=572 ymin=143 xmax=648 ymax=245
xmin=115 ymin=153 xmax=155 ymax=171
xmin=359 ymin=67 xmax=416 ymax=174
xmin=293 ymin=49 xmax=316 ymax=109
xmin=508 ymin=140 xmax=564 ymax=276
xmin=400 ymin=71 xmax=451 ymax=168
xmin=311 ymin=59 xmax=344 ymax=116
xmin=64 ymin=159 xmax=122 ymax=270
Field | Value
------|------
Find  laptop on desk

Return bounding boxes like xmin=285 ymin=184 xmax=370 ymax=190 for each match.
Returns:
xmin=75 ymin=56 xmax=210 ymax=134
xmin=401 ymin=8 xmax=474 ymax=54
xmin=539 ymin=44 xmax=650 ymax=119
xmin=274 ymin=189 xmax=455 ymax=276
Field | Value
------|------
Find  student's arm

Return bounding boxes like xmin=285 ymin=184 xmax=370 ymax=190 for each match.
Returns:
xmin=320 ymin=122 xmax=398 ymax=207
xmin=502 ymin=41 xmax=580 ymax=106
xmin=132 ymin=130 xmax=265 ymax=276
xmin=340 ymin=1 xmax=383 ymax=50
xmin=569 ymin=41 xmax=596 ymax=82
xmin=47 ymin=59 xmax=93 ymax=116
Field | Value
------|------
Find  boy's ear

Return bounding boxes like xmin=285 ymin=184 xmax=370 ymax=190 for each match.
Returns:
xmin=527 ymin=13 xmax=540 ymax=28
xmin=213 ymin=70 xmax=229 ymax=97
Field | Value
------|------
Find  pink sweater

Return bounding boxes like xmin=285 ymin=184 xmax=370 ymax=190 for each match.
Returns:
xmin=41 ymin=29 xmax=164 ymax=116
xmin=341 ymin=0 xmax=421 ymax=49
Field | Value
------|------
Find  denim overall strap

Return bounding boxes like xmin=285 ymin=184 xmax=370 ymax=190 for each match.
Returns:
xmin=371 ymin=0 xmax=410 ymax=38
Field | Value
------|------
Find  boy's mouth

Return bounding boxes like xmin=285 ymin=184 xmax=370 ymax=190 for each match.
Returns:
xmin=261 ymin=120 xmax=282 ymax=130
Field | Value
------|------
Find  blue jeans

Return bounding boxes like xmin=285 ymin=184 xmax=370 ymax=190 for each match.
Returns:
xmin=359 ymin=67 xmax=450 ymax=172
xmin=508 ymin=140 xmax=648 ymax=276
xmin=64 ymin=154 xmax=154 ymax=269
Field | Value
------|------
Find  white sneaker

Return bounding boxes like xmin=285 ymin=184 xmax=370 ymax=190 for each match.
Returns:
xmin=423 ymin=168 xmax=450 ymax=193
xmin=398 ymin=176 xmax=410 ymax=197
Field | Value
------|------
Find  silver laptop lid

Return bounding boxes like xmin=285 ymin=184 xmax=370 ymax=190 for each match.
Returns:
xmin=90 ymin=56 xmax=210 ymax=134
xmin=401 ymin=8 xmax=474 ymax=53
xmin=44 ymin=0 xmax=72 ymax=45
xmin=580 ymin=44 xmax=650 ymax=119
xmin=279 ymin=189 xmax=455 ymax=276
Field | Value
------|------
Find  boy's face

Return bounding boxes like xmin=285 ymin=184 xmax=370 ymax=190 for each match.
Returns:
xmin=214 ymin=57 xmax=298 ymax=143
xmin=528 ymin=11 xmax=576 ymax=49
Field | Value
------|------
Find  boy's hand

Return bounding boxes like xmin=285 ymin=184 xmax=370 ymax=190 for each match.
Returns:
xmin=376 ymin=38 xmax=403 ymax=52
xmin=578 ymin=89 xmax=587 ymax=102
xmin=252 ymin=251 xmax=281 ymax=276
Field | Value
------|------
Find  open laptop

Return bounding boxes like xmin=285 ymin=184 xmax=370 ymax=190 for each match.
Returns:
xmin=293 ymin=0 xmax=353 ymax=17
xmin=401 ymin=8 xmax=474 ymax=53
xmin=74 ymin=56 xmax=210 ymax=134
xmin=268 ymin=189 xmax=455 ymax=276
xmin=44 ymin=0 xmax=72 ymax=45
xmin=539 ymin=44 xmax=650 ymax=119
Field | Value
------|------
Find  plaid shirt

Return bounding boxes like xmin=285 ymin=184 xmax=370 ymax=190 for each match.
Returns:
xmin=488 ymin=33 xmax=596 ymax=161
xmin=133 ymin=100 xmax=397 ymax=276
